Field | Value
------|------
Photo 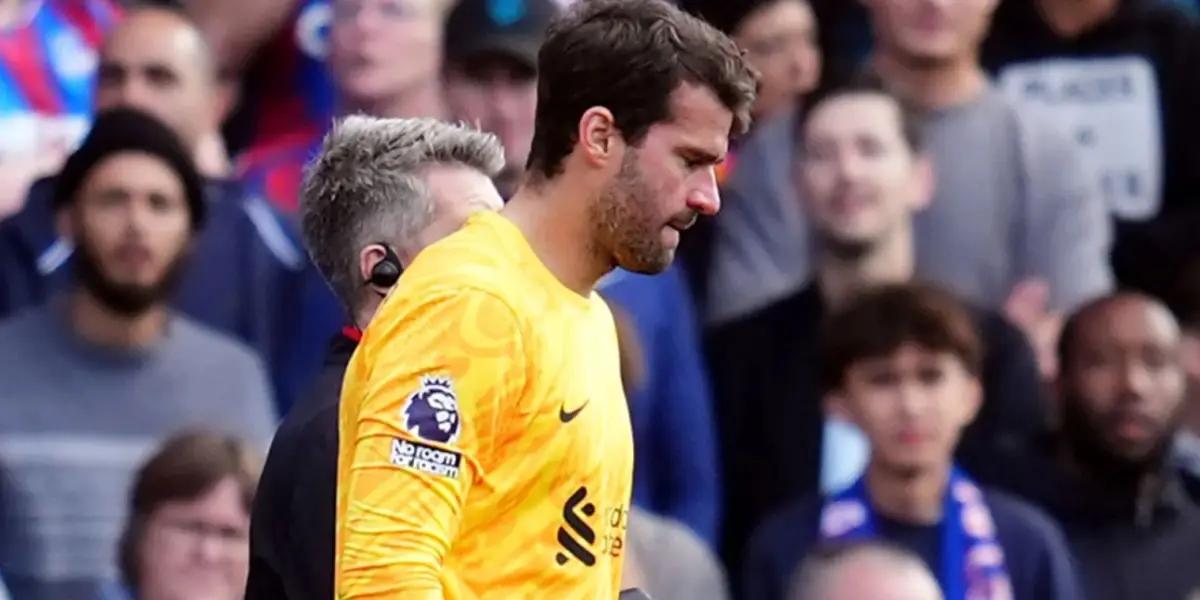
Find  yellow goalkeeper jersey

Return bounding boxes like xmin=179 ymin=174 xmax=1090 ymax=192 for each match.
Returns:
xmin=335 ymin=211 xmax=634 ymax=599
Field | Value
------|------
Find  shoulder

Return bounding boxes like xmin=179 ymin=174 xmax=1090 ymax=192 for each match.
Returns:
xmin=169 ymin=316 xmax=269 ymax=374
xmin=707 ymin=285 xmax=816 ymax=347
xmin=984 ymin=488 xmax=1070 ymax=552
xmin=746 ymin=496 xmax=822 ymax=564
xmin=0 ymin=305 xmax=46 ymax=334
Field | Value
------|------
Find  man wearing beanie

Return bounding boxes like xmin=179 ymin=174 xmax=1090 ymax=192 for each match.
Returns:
xmin=0 ymin=5 xmax=340 ymax=416
xmin=0 ymin=108 xmax=276 ymax=600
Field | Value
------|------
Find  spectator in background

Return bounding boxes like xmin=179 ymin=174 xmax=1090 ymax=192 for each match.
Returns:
xmin=238 ymin=0 xmax=451 ymax=214
xmin=787 ymin=542 xmax=943 ymax=600
xmin=610 ymin=304 xmax=731 ymax=600
xmin=100 ymin=431 xmax=262 ymax=600
xmin=1173 ymin=267 xmax=1200 ymax=478
xmin=442 ymin=0 xmax=557 ymax=198
xmin=599 ymin=265 xmax=722 ymax=547
xmin=0 ymin=108 xmax=275 ymax=600
xmin=0 ymin=0 xmax=121 ymax=218
xmin=185 ymin=0 xmax=334 ymax=156
xmin=742 ymin=284 xmax=1080 ymax=600
xmin=864 ymin=0 xmax=1113 ymax=379
xmin=996 ymin=293 xmax=1200 ymax=600
xmin=680 ymin=0 xmax=820 ymax=326
xmin=983 ymin=0 xmax=1200 ymax=305
xmin=247 ymin=116 xmax=505 ymax=600
xmin=0 ymin=4 xmax=340 ymax=413
xmin=708 ymin=77 xmax=1046 ymax=573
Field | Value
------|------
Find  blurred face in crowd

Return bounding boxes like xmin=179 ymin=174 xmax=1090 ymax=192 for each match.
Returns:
xmin=862 ymin=0 xmax=998 ymax=66
xmin=444 ymin=55 xmax=538 ymax=189
xmin=1060 ymin=296 xmax=1187 ymax=468
xmin=801 ymin=93 xmax=931 ymax=257
xmin=795 ymin=551 xmax=944 ymax=600
xmin=96 ymin=9 xmax=218 ymax=151
xmin=58 ymin=152 xmax=191 ymax=316
xmin=832 ymin=344 xmax=981 ymax=475
xmin=329 ymin=0 xmax=443 ymax=107
xmin=591 ymin=83 xmax=729 ymax=274
xmin=733 ymin=0 xmax=821 ymax=119
xmin=136 ymin=477 xmax=251 ymax=600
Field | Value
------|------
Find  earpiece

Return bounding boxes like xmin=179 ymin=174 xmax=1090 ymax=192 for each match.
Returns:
xmin=367 ymin=245 xmax=402 ymax=289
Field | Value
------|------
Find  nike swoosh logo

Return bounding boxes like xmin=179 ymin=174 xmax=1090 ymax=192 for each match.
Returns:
xmin=559 ymin=400 xmax=589 ymax=423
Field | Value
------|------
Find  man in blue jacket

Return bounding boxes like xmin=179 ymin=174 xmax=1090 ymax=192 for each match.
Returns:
xmin=0 ymin=5 xmax=340 ymax=412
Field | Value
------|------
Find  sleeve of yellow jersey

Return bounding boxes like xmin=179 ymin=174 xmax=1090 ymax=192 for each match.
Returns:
xmin=338 ymin=288 xmax=526 ymax=599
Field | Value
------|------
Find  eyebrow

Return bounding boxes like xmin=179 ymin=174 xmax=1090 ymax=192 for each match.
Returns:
xmin=680 ymin=146 xmax=725 ymax=165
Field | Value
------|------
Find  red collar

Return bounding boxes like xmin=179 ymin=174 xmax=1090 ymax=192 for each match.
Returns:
xmin=341 ymin=326 xmax=363 ymax=343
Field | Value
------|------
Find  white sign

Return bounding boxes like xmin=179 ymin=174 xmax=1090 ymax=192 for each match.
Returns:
xmin=999 ymin=56 xmax=1163 ymax=220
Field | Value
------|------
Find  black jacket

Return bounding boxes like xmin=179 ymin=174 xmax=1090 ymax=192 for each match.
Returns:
xmin=245 ymin=332 xmax=357 ymax=600
xmin=994 ymin=439 xmax=1200 ymax=600
xmin=704 ymin=282 xmax=1047 ymax=575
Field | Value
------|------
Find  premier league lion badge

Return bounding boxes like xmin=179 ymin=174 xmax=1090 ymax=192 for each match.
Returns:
xmin=402 ymin=375 xmax=461 ymax=444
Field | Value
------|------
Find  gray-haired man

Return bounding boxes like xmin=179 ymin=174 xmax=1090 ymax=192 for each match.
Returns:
xmin=245 ymin=115 xmax=504 ymax=600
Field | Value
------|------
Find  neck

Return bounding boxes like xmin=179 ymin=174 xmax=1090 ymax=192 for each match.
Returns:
xmin=818 ymin=226 xmax=914 ymax=309
xmin=1036 ymin=0 xmax=1119 ymax=38
xmin=874 ymin=51 xmax=988 ymax=111
xmin=340 ymin=79 xmax=447 ymax=120
xmin=69 ymin=288 xmax=168 ymax=349
xmin=351 ymin=293 xmax=383 ymax=331
xmin=502 ymin=177 xmax=608 ymax=296
xmin=865 ymin=460 xmax=950 ymax=525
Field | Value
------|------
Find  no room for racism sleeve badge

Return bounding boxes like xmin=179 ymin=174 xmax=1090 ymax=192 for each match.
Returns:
xmin=390 ymin=375 xmax=463 ymax=479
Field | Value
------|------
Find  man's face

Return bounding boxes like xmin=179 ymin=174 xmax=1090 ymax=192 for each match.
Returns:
xmin=835 ymin=344 xmax=981 ymax=475
xmin=444 ymin=56 xmax=538 ymax=186
xmin=734 ymin=0 xmax=821 ymax=120
xmin=801 ymin=93 xmax=927 ymax=255
xmin=137 ymin=477 xmax=251 ymax=600
xmin=61 ymin=152 xmax=191 ymax=315
xmin=863 ymin=0 xmax=998 ymax=66
xmin=329 ymin=0 xmax=442 ymax=107
xmin=591 ymin=83 xmax=730 ymax=275
xmin=414 ymin=163 xmax=504 ymax=250
xmin=95 ymin=10 xmax=216 ymax=150
xmin=1061 ymin=298 xmax=1187 ymax=465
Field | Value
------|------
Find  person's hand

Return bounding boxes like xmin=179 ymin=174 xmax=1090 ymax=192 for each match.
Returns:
xmin=1003 ymin=278 xmax=1064 ymax=381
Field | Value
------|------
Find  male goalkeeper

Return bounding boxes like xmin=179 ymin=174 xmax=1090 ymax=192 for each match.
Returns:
xmin=334 ymin=1 xmax=758 ymax=597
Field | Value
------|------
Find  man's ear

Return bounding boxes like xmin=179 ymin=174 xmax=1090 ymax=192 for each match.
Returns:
xmin=358 ymin=244 xmax=389 ymax=284
xmin=577 ymin=106 xmax=620 ymax=169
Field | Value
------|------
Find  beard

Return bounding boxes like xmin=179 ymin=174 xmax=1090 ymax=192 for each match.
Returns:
xmin=74 ymin=236 xmax=188 ymax=318
xmin=1059 ymin=392 xmax=1174 ymax=483
xmin=590 ymin=151 xmax=681 ymax=275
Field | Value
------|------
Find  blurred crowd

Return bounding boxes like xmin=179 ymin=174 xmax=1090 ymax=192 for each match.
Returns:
xmin=1 ymin=0 xmax=1200 ymax=599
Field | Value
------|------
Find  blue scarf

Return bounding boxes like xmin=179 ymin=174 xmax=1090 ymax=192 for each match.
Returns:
xmin=818 ymin=466 xmax=1013 ymax=600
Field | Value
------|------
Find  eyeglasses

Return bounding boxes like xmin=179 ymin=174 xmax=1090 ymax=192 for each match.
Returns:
xmin=158 ymin=517 xmax=248 ymax=551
